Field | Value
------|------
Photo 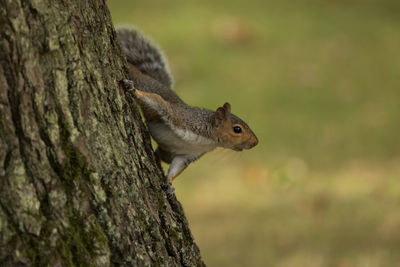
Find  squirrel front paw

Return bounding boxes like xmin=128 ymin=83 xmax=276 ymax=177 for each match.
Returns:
xmin=167 ymin=183 xmax=175 ymax=197
xmin=120 ymin=79 xmax=136 ymax=92
xmin=162 ymin=181 xmax=175 ymax=198
xmin=162 ymin=176 xmax=175 ymax=197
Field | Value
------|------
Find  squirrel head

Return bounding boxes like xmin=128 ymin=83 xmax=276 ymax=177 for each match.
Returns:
xmin=213 ymin=102 xmax=258 ymax=151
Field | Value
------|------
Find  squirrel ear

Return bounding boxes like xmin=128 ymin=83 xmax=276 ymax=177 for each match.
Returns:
xmin=214 ymin=107 xmax=226 ymax=128
xmin=223 ymin=102 xmax=231 ymax=114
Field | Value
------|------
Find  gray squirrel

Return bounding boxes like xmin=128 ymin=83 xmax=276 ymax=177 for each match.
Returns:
xmin=117 ymin=27 xmax=258 ymax=190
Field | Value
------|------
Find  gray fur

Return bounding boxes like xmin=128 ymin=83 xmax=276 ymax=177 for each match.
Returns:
xmin=117 ymin=26 xmax=173 ymax=89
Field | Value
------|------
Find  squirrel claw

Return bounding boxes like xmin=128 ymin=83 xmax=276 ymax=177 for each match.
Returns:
xmin=120 ymin=79 xmax=136 ymax=92
xmin=165 ymin=182 xmax=175 ymax=198
xmin=161 ymin=176 xmax=175 ymax=198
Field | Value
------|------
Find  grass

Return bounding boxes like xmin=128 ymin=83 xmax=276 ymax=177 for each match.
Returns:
xmin=109 ymin=1 xmax=400 ymax=266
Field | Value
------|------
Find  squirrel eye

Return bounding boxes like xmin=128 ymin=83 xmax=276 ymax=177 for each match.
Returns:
xmin=233 ymin=126 xmax=242 ymax=134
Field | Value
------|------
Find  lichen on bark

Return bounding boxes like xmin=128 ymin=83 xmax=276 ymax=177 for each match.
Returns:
xmin=0 ymin=0 xmax=204 ymax=266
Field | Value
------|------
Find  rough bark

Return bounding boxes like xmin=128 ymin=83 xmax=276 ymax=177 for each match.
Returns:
xmin=0 ymin=0 xmax=204 ymax=266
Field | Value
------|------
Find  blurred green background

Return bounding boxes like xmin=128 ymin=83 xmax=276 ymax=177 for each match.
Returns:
xmin=109 ymin=1 xmax=400 ymax=266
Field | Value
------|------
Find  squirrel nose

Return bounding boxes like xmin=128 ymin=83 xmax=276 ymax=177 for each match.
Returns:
xmin=252 ymin=136 xmax=259 ymax=147
xmin=247 ymin=136 xmax=258 ymax=149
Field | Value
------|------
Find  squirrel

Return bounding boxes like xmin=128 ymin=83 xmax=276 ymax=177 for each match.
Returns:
xmin=117 ymin=27 xmax=258 ymax=191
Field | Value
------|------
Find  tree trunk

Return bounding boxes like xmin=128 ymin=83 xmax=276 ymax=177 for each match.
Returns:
xmin=0 ymin=0 xmax=204 ymax=266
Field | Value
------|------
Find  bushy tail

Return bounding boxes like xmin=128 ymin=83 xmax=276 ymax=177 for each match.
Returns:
xmin=117 ymin=27 xmax=173 ymax=89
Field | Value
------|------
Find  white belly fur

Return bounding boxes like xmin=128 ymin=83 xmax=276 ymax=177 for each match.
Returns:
xmin=148 ymin=122 xmax=217 ymax=156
